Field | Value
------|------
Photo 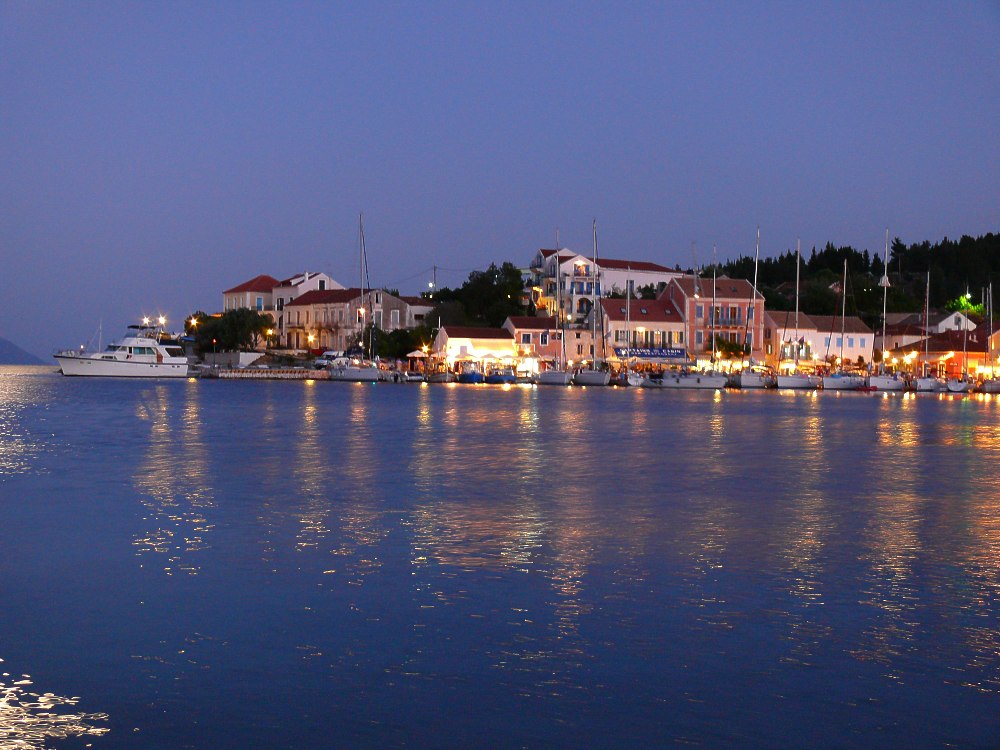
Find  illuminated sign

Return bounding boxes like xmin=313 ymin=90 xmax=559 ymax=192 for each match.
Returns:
xmin=614 ymin=347 xmax=688 ymax=360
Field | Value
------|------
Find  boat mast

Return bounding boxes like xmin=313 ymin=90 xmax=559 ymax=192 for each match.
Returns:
xmin=711 ymin=245 xmax=717 ymax=367
xmin=834 ymin=259 xmax=845 ymax=369
xmin=555 ymin=229 xmax=566 ymax=369
xmin=793 ymin=238 xmax=801 ymax=369
xmin=878 ymin=228 xmax=891 ymax=374
xmin=590 ymin=219 xmax=604 ymax=370
xmin=923 ymin=271 xmax=930 ymax=378
xmin=359 ymin=213 xmax=365 ymax=357
xmin=742 ymin=226 xmax=761 ymax=368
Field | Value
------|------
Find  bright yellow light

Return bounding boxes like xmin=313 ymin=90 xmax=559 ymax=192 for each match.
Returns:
xmin=158 ymin=316 xmax=166 ymax=326
xmin=189 ymin=317 xmax=198 ymax=327
xmin=142 ymin=316 xmax=150 ymax=325
xmin=307 ymin=334 xmax=315 ymax=343
xmin=266 ymin=328 xmax=274 ymax=336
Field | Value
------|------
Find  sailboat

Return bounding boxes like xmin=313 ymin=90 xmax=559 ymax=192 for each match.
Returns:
xmin=329 ymin=213 xmax=381 ymax=382
xmin=867 ymin=229 xmax=904 ymax=391
xmin=776 ymin=239 xmax=818 ymax=389
xmin=643 ymin=256 xmax=726 ymax=390
xmin=911 ymin=271 xmax=945 ymax=392
xmin=822 ymin=259 xmax=865 ymax=390
xmin=731 ymin=227 xmax=776 ymax=388
xmin=978 ymin=283 xmax=1000 ymax=393
xmin=574 ymin=220 xmax=611 ymax=386
xmin=538 ymin=236 xmax=574 ymax=385
xmin=946 ymin=287 xmax=972 ymax=393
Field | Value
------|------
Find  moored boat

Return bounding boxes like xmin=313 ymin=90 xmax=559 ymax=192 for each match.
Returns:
xmin=776 ymin=372 xmax=819 ymax=390
xmin=642 ymin=370 xmax=728 ymax=390
xmin=538 ymin=368 xmax=573 ymax=385
xmin=54 ymin=320 xmax=190 ymax=378
xmin=484 ymin=366 xmax=518 ymax=384
xmin=867 ymin=373 xmax=905 ymax=391
xmin=911 ymin=375 xmax=945 ymax=392
xmin=573 ymin=369 xmax=611 ymax=386
xmin=729 ymin=366 xmax=775 ymax=389
xmin=821 ymin=372 xmax=865 ymax=390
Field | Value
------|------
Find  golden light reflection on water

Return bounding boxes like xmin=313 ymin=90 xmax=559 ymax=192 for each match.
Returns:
xmin=778 ymin=397 xmax=831 ymax=658
xmin=327 ymin=385 xmax=387 ymax=580
xmin=0 ymin=663 xmax=108 ymax=748
xmin=0 ymin=373 xmax=47 ymax=477
xmin=132 ymin=382 xmax=215 ymax=575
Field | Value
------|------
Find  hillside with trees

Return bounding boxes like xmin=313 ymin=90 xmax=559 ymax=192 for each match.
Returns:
xmin=715 ymin=232 xmax=999 ymax=327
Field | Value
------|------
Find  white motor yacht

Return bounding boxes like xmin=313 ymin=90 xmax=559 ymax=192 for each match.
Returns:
xmin=55 ymin=322 xmax=190 ymax=378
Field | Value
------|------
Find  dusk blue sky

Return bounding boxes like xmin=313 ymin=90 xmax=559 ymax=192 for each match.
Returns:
xmin=2 ymin=1 xmax=998 ymax=356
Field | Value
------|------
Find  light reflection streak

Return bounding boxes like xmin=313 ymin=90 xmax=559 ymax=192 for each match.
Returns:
xmin=0 ymin=373 xmax=46 ymax=478
xmin=853 ymin=398 xmax=924 ymax=673
xmin=0 ymin=663 xmax=108 ymax=748
xmin=776 ymin=397 xmax=833 ymax=662
xmin=132 ymin=382 xmax=215 ymax=575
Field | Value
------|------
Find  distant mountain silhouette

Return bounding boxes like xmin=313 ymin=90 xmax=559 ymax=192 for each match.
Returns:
xmin=0 ymin=337 xmax=45 ymax=365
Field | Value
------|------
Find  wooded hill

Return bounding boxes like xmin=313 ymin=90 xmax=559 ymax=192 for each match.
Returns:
xmin=714 ymin=232 xmax=999 ymax=325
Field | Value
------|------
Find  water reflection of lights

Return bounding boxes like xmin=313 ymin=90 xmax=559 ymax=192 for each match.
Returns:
xmin=0 ymin=663 xmax=108 ymax=747
xmin=133 ymin=383 xmax=215 ymax=575
xmin=0 ymin=373 xmax=46 ymax=477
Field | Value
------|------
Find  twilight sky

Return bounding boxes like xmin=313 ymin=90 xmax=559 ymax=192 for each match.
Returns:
xmin=2 ymin=1 xmax=998 ymax=356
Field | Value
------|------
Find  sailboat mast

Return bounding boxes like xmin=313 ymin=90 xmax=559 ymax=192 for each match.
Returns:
xmin=923 ymin=271 xmax=930 ymax=378
xmin=555 ymin=229 xmax=566 ymax=368
xmin=591 ymin=219 xmax=599 ymax=371
xmin=839 ymin=259 xmax=847 ymax=367
xmin=711 ymin=245 xmax=717 ymax=365
xmin=879 ymin=228 xmax=890 ymax=374
xmin=359 ymin=213 xmax=365 ymax=356
xmin=793 ymin=238 xmax=801 ymax=366
xmin=742 ymin=226 xmax=761 ymax=366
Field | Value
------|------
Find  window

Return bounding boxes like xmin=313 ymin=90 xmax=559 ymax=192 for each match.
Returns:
xmin=276 ymin=299 xmax=284 ymax=311
xmin=390 ymin=309 xmax=399 ymax=327
xmin=677 ymin=331 xmax=684 ymax=344
xmin=374 ymin=310 xmax=383 ymax=329
xmin=577 ymin=344 xmax=583 ymax=355
xmin=848 ymin=337 xmax=855 ymax=348
xmin=824 ymin=337 xmax=831 ymax=347
xmin=836 ymin=337 xmax=842 ymax=348
xmin=540 ymin=333 xmax=548 ymax=346
xmin=375 ymin=292 xmax=382 ymax=304
xmin=521 ymin=333 xmax=532 ymax=344
xmin=860 ymin=337 xmax=867 ymax=348
xmin=256 ymin=296 xmax=263 ymax=311
xmin=319 ymin=280 xmax=326 ymax=291
xmin=696 ymin=330 xmax=704 ymax=345
xmin=696 ymin=305 xmax=703 ymax=319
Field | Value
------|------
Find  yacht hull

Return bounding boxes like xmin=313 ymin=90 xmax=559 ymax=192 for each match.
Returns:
xmin=573 ymin=370 xmax=611 ymax=386
xmin=537 ymin=370 xmax=573 ymax=385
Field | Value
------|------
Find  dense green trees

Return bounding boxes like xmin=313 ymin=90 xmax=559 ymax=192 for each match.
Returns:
xmin=425 ymin=262 xmax=526 ymax=328
xmin=717 ymin=232 xmax=999 ymax=324
xmin=185 ymin=309 xmax=273 ymax=353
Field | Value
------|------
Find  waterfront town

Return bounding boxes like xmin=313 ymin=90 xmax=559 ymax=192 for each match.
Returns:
xmin=206 ymin=241 xmax=1000 ymax=390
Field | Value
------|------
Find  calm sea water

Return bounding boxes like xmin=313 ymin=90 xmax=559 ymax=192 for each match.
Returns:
xmin=1 ymin=366 xmax=999 ymax=749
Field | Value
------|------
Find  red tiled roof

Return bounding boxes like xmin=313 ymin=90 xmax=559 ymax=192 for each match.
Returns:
xmin=224 ymin=275 xmax=279 ymax=294
xmin=597 ymin=258 xmax=674 ymax=273
xmin=506 ymin=316 xmax=557 ymax=329
xmin=768 ymin=311 xmax=819 ymax=331
xmin=540 ymin=249 xmax=675 ymax=274
xmin=600 ymin=297 xmax=683 ymax=323
xmin=669 ymin=276 xmax=760 ymax=300
xmin=287 ymin=288 xmax=364 ymax=307
xmin=805 ymin=315 xmax=873 ymax=335
xmin=441 ymin=327 xmax=513 ymax=340
xmin=400 ymin=296 xmax=433 ymax=307
xmin=891 ymin=327 xmax=994 ymax=355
